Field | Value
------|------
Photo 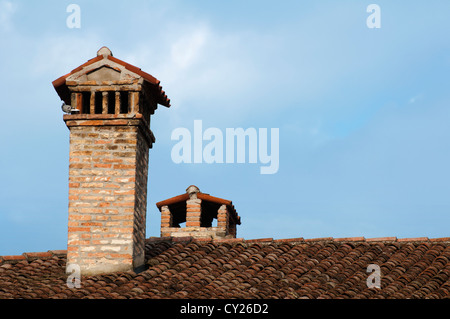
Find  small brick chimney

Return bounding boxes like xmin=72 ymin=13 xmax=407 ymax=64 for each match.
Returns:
xmin=156 ymin=186 xmax=241 ymax=239
xmin=53 ymin=47 xmax=170 ymax=275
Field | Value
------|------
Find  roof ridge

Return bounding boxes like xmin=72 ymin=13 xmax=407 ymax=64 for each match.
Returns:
xmin=146 ymin=236 xmax=450 ymax=244
xmin=0 ymin=250 xmax=67 ymax=265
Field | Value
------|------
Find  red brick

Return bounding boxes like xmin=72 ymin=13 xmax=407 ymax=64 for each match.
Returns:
xmin=93 ymin=163 xmax=113 ymax=168
xmin=112 ymin=202 xmax=135 ymax=207
xmin=110 ymin=215 xmax=132 ymax=220
xmin=81 ymin=222 xmax=103 ymax=227
xmin=68 ymin=240 xmax=90 ymax=246
xmin=186 ymin=222 xmax=201 ymax=227
xmin=113 ymin=190 xmax=135 ymax=195
xmin=69 ymin=215 xmax=92 ymax=221
xmin=68 ymin=221 xmax=80 ymax=227
xmin=103 ymin=158 xmax=123 ymax=163
xmin=95 ymin=140 xmax=112 ymax=144
xmin=68 ymin=227 xmax=91 ymax=232
xmin=186 ymin=212 xmax=201 ymax=217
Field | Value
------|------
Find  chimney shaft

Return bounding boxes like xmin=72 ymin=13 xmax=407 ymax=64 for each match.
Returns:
xmin=66 ymin=122 xmax=149 ymax=275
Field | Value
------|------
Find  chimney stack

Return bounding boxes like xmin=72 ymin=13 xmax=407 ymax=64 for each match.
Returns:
xmin=53 ymin=47 xmax=170 ymax=275
xmin=156 ymin=186 xmax=241 ymax=239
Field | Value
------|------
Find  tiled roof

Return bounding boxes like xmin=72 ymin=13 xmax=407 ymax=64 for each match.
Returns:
xmin=1 ymin=237 xmax=449 ymax=299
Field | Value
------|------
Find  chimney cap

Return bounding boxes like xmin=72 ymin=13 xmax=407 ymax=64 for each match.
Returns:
xmin=186 ymin=185 xmax=200 ymax=199
xmin=52 ymin=46 xmax=171 ymax=108
xmin=97 ymin=46 xmax=113 ymax=57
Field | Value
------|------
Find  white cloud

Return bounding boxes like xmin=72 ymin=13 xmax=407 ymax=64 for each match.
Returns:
xmin=408 ymin=94 xmax=423 ymax=104
xmin=0 ymin=0 xmax=16 ymax=32
xmin=31 ymin=34 xmax=102 ymax=77
xmin=170 ymin=27 xmax=208 ymax=69
xmin=120 ymin=22 xmax=265 ymax=125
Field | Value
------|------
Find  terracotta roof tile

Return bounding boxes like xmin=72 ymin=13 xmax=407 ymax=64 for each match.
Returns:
xmin=334 ymin=237 xmax=365 ymax=242
xmin=1 ymin=237 xmax=450 ymax=299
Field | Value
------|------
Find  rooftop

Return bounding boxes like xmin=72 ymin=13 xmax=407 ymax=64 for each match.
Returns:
xmin=1 ymin=236 xmax=449 ymax=299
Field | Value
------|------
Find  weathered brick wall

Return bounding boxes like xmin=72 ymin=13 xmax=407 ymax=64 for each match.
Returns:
xmin=67 ymin=121 xmax=149 ymax=275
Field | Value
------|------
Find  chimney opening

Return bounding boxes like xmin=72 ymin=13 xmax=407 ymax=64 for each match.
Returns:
xmin=120 ymin=91 xmax=129 ymax=114
xmin=94 ymin=91 xmax=103 ymax=114
xmin=170 ymin=201 xmax=187 ymax=228
xmin=107 ymin=91 xmax=115 ymax=114
xmin=82 ymin=92 xmax=90 ymax=114
xmin=200 ymin=202 xmax=218 ymax=227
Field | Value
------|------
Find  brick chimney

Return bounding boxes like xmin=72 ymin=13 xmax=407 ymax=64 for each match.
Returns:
xmin=156 ymin=186 xmax=241 ymax=239
xmin=53 ymin=47 xmax=170 ymax=275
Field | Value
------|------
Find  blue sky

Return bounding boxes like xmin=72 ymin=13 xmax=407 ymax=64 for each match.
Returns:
xmin=1 ymin=1 xmax=449 ymax=255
